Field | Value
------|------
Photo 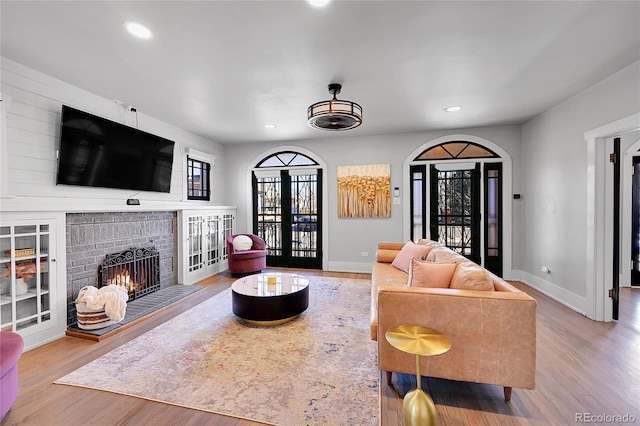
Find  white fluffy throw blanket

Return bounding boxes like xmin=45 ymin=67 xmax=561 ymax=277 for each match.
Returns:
xmin=76 ymin=285 xmax=129 ymax=322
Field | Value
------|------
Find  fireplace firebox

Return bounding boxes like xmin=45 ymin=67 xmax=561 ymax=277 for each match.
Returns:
xmin=99 ymin=247 xmax=160 ymax=301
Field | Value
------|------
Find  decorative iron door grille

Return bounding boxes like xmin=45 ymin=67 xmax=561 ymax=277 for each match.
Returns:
xmin=430 ymin=165 xmax=481 ymax=264
xmin=291 ymin=172 xmax=319 ymax=259
xmin=256 ymin=176 xmax=283 ymax=257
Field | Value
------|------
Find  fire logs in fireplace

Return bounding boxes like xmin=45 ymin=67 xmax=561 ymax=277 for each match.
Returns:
xmin=99 ymin=247 xmax=160 ymax=301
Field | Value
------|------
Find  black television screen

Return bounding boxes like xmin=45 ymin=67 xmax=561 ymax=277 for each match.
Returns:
xmin=56 ymin=105 xmax=175 ymax=193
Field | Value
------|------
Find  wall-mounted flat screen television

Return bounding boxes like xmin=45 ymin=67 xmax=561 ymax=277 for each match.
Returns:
xmin=56 ymin=105 xmax=175 ymax=193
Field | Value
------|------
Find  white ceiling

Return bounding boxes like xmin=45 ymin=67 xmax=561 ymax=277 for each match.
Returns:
xmin=2 ymin=1 xmax=639 ymax=144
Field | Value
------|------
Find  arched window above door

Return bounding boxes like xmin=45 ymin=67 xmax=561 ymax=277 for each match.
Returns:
xmin=256 ymin=151 xmax=318 ymax=168
xmin=414 ymin=141 xmax=500 ymax=161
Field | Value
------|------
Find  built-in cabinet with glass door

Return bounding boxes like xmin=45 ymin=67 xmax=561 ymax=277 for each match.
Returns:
xmin=178 ymin=208 xmax=236 ymax=285
xmin=0 ymin=214 xmax=66 ymax=350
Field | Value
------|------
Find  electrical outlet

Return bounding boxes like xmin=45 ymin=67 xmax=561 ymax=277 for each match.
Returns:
xmin=361 ymin=252 xmax=369 ymax=257
xmin=541 ymin=266 xmax=550 ymax=273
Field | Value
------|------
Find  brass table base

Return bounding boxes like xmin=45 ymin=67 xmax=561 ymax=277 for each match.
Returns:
xmin=403 ymin=388 xmax=437 ymax=426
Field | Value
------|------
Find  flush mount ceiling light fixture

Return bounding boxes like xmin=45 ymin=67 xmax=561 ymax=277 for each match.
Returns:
xmin=307 ymin=83 xmax=363 ymax=131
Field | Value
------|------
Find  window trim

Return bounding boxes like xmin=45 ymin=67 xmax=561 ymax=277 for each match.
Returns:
xmin=184 ymin=148 xmax=215 ymax=202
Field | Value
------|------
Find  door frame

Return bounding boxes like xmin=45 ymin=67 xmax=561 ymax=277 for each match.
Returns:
xmin=622 ymin=140 xmax=640 ymax=288
xmin=246 ymin=146 xmax=329 ymax=271
xmin=584 ymin=112 xmax=640 ymax=321
xmin=403 ymin=134 xmax=514 ymax=279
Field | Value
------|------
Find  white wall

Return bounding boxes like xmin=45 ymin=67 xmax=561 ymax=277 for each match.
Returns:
xmin=0 ymin=58 xmax=226 ymax=213
xmin=521 ymin=61 xmax=640 ymax=314
xmin=224 ymin=126 xmax=523 ymax=273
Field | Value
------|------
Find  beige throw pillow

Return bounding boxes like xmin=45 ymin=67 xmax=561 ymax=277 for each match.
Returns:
xmin=450 ymin=261 xmax=494 ymax=291
xmin=391 ymin=241 xmax=431 ymax=273
xmin=407 ymin=257 xmax=456 ymax=288
xmin=417 ymin=239 xmax=441 ymax=252
xmin=426 ymin=246 xmax=466 ymax=264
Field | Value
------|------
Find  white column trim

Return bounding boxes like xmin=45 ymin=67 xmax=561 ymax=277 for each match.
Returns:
xmin=584 ymin=112 xmax=640 ymax=321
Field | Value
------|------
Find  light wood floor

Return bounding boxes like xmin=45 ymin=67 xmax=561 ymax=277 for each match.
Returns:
xmin=2 ymin=269 xmax=639 ymax=425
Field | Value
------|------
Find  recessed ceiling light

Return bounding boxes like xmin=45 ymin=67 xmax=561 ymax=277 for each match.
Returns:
xmin=444 ymin=106 xmax=463 ymax=113
xmin=264 ymin=124 xmax=277 ymax=129
xmin=125 ymin=21 xmax=153 ymax=39
xmin=307 ymin=0 xmax=331 ymax=8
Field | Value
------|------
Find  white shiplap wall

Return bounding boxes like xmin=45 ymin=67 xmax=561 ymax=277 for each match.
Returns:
xmin=0 ymin=57 xmax=226 ymax=212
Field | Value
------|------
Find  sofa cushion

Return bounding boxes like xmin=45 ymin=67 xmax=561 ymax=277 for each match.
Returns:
xmin=417 ymin=239 xmax=441 ymax=252
xmin=407 ymin=258 xmax=456 ymax=288
xmin=450 ymin=261 xmax=494 ymax=291
xmin=391 ymin=241 xmax=432 ymax=273
xmin=426 ymin=246 xmax=467 ymax=264
xmin=232 ymin=235 xmax=253 ymax=251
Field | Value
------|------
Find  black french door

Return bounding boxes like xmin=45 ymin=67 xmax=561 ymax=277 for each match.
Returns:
xmin=253 ymin=169 xmax=322 ymax=269
xmin=410 ymin=162 xmax=503 ymax=275
xmin=429 ymin=164 xmax=481 ymax=265
xmin=632 ymin=156 xmax=640 ymax=286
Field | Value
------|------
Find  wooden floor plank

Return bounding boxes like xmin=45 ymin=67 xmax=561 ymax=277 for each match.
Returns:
xmin=2 ymin=271 xmax=639 ymax=425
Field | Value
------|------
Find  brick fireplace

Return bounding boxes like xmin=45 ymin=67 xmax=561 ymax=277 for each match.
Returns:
xmin=66 ymin=211 xmax=178 ymax=327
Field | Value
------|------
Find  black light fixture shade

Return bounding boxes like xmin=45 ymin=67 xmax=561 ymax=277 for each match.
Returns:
xmin=307 ymin=83 xmax=362 ymax=131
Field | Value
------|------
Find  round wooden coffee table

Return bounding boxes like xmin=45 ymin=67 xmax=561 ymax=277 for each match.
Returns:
xmin=231 ymin=272 xmax=309 ymax=326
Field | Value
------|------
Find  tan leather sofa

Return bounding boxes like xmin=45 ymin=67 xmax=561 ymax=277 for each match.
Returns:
xmin=371 ymin=241 xmax=536 ymax=400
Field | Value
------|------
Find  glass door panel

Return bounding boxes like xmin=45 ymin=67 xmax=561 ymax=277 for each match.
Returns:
xmin=255 ymin=176 xmax=283 ymax=258
xmin=188 ymin=216 xmax=203 ymax=272
xmin=222 ymin=214 xmax=234 ymax=260
xmin=0 ymin=227 xmax=13 ymax=327
xmin=291 ymin=172 xmax=319 ymax=260
xmin=410 ymin=166 xmax=426 ymax=240
xmin=430 ymin=164 xmax=481 ymax=264
xmin=0 ymin=220 xmax=54 ymax=332
xmin=484 ymin=163 xmax=503 ymax=276
xmin=206 ymin=215 xmax=220 ymax=266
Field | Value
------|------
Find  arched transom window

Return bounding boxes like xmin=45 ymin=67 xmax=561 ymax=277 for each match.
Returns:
xmin=414 ymin=141 xmax=499 ymax=161
xmin=256 ymin=151 xmax=318 ymax=168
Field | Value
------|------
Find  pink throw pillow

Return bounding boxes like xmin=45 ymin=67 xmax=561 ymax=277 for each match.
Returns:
xmin=407 ymin=257 xmax=456 ymax=288
xmin=391 ymin=241 xmax=431 ymax=273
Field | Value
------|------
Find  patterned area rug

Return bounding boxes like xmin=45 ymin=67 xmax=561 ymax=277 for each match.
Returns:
xmin=55 ymin=277 xmax=379 ymax=426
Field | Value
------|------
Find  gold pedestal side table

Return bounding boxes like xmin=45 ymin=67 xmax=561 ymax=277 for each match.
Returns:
xmin=385 ymin=325 xmax=451 ymax=426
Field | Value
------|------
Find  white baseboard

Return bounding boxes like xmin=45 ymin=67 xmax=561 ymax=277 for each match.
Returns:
xmin=326 ymin=261 xmax=373 ymax=274
xmin=516 ymin=270 xmax=588 ymax=316
xmin=24 ymin=330 xmax=66 ymax=352
xmin=505 ymin=269 xmax=522 ymax=281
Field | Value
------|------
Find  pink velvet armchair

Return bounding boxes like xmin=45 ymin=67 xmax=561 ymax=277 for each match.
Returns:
xmin=227 ymin=234 xmax=267 ymax=276
xmin=1 ymin=331 xmax=24 ymax=421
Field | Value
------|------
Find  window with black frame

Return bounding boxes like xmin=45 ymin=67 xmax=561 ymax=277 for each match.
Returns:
xmin=187 ymin=157 xmax=210 ymax=201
